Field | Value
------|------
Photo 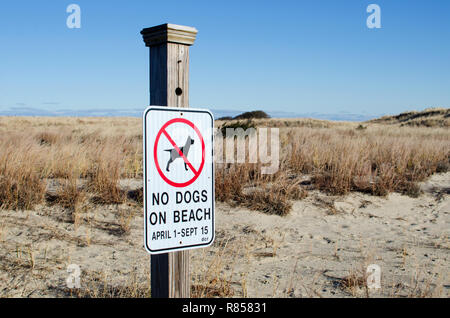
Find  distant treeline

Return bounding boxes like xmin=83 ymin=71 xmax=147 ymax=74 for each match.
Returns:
xmin=217 ymin=110 xmax=270 ymax=121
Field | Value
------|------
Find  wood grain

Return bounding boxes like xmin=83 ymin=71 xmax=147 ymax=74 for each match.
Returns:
xmin=143 ymin=23 xmax=197 ymax=298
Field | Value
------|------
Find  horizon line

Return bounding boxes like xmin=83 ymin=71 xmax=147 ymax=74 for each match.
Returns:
xmin=0 ymin=106 xmax=446 ymax=122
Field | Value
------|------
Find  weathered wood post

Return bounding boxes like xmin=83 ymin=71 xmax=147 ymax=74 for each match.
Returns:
xmin=141 ymin=23 xmax=197 ymax=298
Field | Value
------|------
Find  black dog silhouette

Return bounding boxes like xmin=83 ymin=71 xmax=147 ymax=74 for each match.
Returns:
xmin=165 ymin=136 xmax=194 ymax=172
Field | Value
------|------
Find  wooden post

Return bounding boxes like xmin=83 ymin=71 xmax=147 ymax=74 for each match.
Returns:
xmin=141 ymin=23 xmax=197 ymax=298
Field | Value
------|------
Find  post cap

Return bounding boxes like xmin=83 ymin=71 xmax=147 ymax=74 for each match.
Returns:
xmin=141 ymin=23 xmax=198 ymax=47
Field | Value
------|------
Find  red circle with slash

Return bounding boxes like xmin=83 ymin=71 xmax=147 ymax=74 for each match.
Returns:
xmin=153 ymin=118 xmax=205 ymax=187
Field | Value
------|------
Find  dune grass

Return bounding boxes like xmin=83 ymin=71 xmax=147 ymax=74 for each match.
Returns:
xmin=0 ymin=116 xmax=448 ymax=216
xmin=0 ymin=116 xmax=449 ymax=298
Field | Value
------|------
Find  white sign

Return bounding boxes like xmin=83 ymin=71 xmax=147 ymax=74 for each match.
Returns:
xmin=143 ymin=106 xmax=215 ymax=254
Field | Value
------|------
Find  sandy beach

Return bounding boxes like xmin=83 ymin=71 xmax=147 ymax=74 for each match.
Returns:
xmin=1 ymin=172 xmax=448 ymax=298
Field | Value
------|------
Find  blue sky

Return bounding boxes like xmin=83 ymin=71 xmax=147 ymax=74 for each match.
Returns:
xmin=0 ymin=0 xmax=449 ymax=118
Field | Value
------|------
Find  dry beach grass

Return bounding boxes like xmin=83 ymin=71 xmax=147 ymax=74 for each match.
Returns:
xmin=1 ymin=115 xmax=448 ymax=213
xmin=0 ymin=113 xmax=449 ymax=297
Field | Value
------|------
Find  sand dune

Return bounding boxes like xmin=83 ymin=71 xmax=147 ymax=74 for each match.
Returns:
xmin=0 ymin=115 xmax=448 ymax=297
xmin=0 ymin=172 xmax=448 ymax=297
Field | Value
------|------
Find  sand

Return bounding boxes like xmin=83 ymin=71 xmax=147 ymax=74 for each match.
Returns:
xmin=0 ymin=173 xmax=448 ymax=298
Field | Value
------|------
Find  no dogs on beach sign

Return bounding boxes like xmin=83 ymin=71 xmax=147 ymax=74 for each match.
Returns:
xmin=143 ymin=106 xmax=214 ymax=254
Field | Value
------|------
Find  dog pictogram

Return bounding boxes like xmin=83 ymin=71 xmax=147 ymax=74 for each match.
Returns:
xmin=153 ymin=117 xmax=205 ymax=188
xmin=165 ymin=136 xmax=195 ymax=172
